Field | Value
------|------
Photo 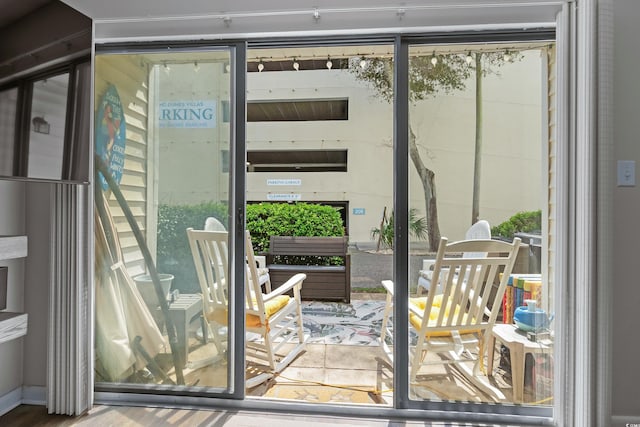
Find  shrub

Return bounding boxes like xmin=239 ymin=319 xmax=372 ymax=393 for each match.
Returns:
xmin=246 ymin=202 xmax=345 ymax=266
xmin=370 ymin=208 xmax=428 ymax=250
xmin=491 ymin=210 xmax=542 ymax=239
xmin=156 ymin=202 xmax=228 ymax=293
xmin=156 ymin=201 xmax=346 ymax=291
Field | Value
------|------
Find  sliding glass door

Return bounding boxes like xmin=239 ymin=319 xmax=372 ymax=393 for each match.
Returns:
xmin=92 ymin=32 xmax=556 ymax=421
xmin=94 ymin=47 xmax=241 ymax=396
xmin=405 ymin=39 xmax=554 ymax=411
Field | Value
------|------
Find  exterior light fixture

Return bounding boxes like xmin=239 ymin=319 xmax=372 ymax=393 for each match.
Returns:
xmin=163 ymin=62 xmax=170 ymax=74
xmin=194 ymin=61 xmax=199 ymax=72
xmin=32 ymin=116 xmax=50 ymax=134
xmin=359 ymin=58 xmax=367 ymax=69
xmin=293 ymin=59 xmax=300 ymax=71
xmin=326 ymin=57 xmax=333 ymax=70
xmin=257 ymin=61 xmax=264 ymax=72
xmin=503 ymin=50 xmax=512 ymax=62
xmin=430 ymin=53 xmax=438 ymax=66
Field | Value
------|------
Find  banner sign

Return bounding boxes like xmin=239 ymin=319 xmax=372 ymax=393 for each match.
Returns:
xmin=159 ymin=100 xmax=216 ymax=128
xmin=96 ymin=84 xmax=126 ymax=191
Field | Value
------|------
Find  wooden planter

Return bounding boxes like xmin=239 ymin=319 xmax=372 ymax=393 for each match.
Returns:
xmin=266 ymin=236 xmax=351 ymax=303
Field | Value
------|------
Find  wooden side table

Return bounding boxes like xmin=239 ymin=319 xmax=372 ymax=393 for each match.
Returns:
xmin=487 ymin=323 xmax=552 ymax=403
xmin=164 ymin=293 xmax=204 ymax=368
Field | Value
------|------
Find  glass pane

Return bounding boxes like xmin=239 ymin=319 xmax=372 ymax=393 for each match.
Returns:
xmin=408 ymin=43 xmax=553 ymax=406
xmin=94 ymin=50 xmax=232 ymax=392
xmin=28 ymin=73 xmax=69 ymax=179
xmin=245 ymin=45 xmax=394 ymax=404
xmin=0 ymin=87 xmax=18 ymax=177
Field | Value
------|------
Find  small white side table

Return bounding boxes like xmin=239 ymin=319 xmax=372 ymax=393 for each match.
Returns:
xmin=487 ymin=323 xmax=552 ymax=404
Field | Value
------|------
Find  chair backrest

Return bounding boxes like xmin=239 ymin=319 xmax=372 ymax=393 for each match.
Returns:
xmin=188 ymin=228 xmax=269 ymax=326
xmin=204 ymin=217 xmax=227 ymax=231
xmin=187 ymin=228 xmax=229 ymax=319
xmin=245 ymin=231 xmax=267 ymax=322
xmin=419 ymin=237 xmax=521 ymax=336
xmin=462 ymin=219 xmax=491 ymax=259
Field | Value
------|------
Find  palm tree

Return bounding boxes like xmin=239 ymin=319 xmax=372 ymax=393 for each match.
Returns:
xmin=371 ymin=208 xmax=428 ymax=250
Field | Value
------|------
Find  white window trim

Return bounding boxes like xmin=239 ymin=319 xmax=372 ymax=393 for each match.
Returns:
xmin=554 ymin=0 xmax=608 ymax=426
xmin=87 ymin=1 xmax=608 ymax=425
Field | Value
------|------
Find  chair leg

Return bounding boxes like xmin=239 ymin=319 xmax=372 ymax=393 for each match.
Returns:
xmin=296 ymin=301 xmax=305 ymax=343
xmin=187 ymin=320 xmax=227 ymax=370
xmin=445 ymin=350 xmax=506 ymax=402
xmin=380 ymin=291 xmax=394 ymax=361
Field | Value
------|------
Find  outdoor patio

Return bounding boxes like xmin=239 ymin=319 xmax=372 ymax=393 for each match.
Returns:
xmin=150 ymin=293 xmax=540 ymax=406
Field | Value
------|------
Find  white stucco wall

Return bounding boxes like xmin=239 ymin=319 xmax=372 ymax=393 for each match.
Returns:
xmin=241 ymin=49 xmax=544 ymax=242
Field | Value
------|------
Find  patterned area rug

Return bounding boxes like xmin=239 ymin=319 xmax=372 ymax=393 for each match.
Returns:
xmin=300 ymin=300 xmax=386 ymax=346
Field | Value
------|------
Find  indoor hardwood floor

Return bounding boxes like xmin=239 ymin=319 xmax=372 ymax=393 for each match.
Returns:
xmin=0 ymin=404 xmax=438 ymax=427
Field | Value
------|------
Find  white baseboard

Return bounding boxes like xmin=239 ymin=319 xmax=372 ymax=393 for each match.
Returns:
xmin=22 ymin=385 xmax=46 ymax=405
xmin=0 ymin=387 xmax=22 ymax=417
xmin=0 ymin=385 xmax=46 ymax=416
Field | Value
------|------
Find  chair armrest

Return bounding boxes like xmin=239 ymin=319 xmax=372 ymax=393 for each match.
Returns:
xmin=408 ymin=302 xmax=423 ymax=317
xmin=381 ymin=280 xmax=394 ymax=296
xmin=254 ymin=255 xmax=267 ymax=269
xmin=264 ymin=273 xmax=306 ymax=301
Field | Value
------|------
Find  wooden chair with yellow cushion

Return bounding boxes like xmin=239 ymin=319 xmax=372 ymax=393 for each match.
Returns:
xmin=244 ymin=230 xmax=308 ymax=388
xmin=380 ymin=236 xmax=521 ymax=401
xmin=187 ymin=228 xmax=307 ymax=388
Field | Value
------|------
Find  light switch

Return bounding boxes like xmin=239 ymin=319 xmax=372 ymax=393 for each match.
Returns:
xmin=617 ymin=160 xmax=636 ymax=187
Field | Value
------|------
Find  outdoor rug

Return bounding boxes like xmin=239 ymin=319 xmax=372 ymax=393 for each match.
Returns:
xmin=300 ymin=300 xmax=386 ymax=346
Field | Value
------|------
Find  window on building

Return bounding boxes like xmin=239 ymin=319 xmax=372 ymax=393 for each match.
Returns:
xmin=247 ymin=149 xmax=347 ymax=172
xmin=247 ymin=99 xmax=348 ymax=121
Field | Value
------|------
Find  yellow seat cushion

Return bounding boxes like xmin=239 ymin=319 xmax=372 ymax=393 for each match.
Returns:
xmin=205 ymin=294 xmax=291 ymax=328
xmin=247 ymin=295 xmax=290 ymax=327
xmin=409 ymin=295 xmax=478 ymax=337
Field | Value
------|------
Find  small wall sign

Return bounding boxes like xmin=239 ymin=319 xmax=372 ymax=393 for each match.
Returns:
xmin=267 ymin=193 xmax=302 ymax=201
xmin=352 ymin=208 xmax=366 ymax=215
xmin=267 ymin=179 xmax=302 ymax=186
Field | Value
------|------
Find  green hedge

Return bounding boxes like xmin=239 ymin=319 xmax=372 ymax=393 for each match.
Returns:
xmin=157 ymin=202 xmax=228 ymax=293
xmin=246 ymin=202 xmax=345 ymax=266
xmin=156 ymin=201 xmax=345 ymax=292
xmin=491 ymin=210 xmax=542 ymax=239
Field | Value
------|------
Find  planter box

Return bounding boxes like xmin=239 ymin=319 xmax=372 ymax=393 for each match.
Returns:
xmin=266 ymin=236 xmax=351 ymax=303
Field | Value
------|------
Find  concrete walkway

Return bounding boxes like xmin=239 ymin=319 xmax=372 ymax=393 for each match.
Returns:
xmin=349 ymin=245 xmax=432 ymax=293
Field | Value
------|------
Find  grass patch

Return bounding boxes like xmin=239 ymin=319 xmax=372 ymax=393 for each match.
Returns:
xmin=351 ymin=286 xmax=388 ymax=293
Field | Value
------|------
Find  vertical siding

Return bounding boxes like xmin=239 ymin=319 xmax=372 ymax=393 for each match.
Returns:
xmin=545 ymin=45 xmax=557 ymax=313
xmin=95 ymin=56 xmax=149 ymax=278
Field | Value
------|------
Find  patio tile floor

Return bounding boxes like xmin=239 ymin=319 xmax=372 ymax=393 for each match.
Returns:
xmin=164 ymin=296 xmax=552 ymax=406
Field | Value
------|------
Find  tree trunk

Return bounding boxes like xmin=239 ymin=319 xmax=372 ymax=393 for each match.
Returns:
xmin=471 ymin=53 xmax=483 ymax=225
xmin=409 ymin=128 xmax=441 ymax=251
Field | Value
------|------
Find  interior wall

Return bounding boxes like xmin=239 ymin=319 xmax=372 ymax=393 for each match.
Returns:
xmin=22 ymin=183 xmax=52 ymax=388
xmin=612 ymin=0 xmax=640 ymax=420
xmin=0 ymin=180 xmax=26 ymax=398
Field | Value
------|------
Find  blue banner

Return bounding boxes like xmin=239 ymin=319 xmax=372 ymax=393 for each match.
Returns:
xmin=96 ymin=84 xmax=126 ymax=191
